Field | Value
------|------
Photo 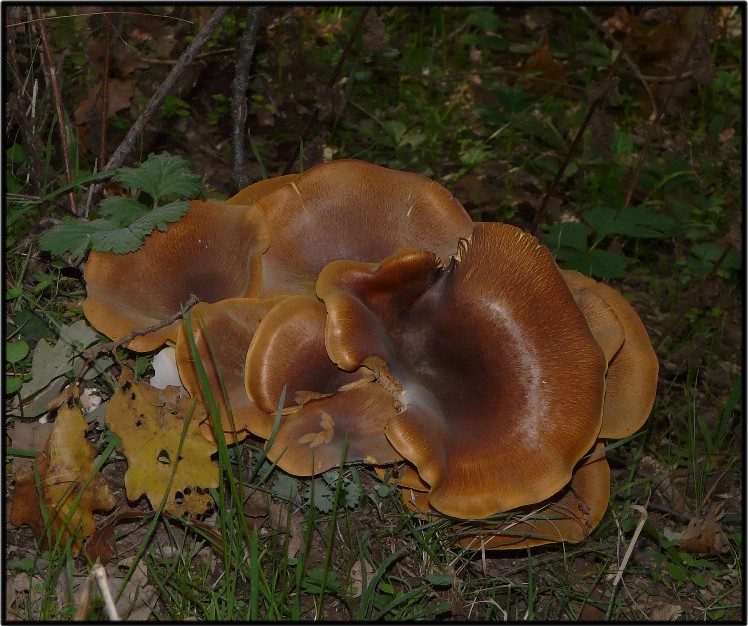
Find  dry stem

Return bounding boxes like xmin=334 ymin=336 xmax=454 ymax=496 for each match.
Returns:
xmin=36 ymin=7 xmax=78 ymax=216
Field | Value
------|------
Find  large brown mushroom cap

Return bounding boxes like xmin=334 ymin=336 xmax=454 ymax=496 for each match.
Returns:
xmin=562 ymin=270 xmax=659 ymax=439
xmin=265 ymin=383 xmax=403 ymax=476
xmin=252 ymin=159 xmax=473 ymax=296
xmin=83 ymin=201 xmax=270 ymax=352
xmin=245 ymin=295 xmax=370 ymax=415
xmin=227 ymin=174 xmax=300 ymax=205
xmin=318 ymin=222 xmax=607 ymax=519
xmin=402 ymin=442 xmax=611 ymax=550
xmin=175 ymin=296 xmax=286 ymax=443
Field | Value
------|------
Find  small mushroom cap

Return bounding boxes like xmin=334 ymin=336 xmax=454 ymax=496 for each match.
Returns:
xmin=83 ymin=201 xmax=270 ymax=352
xmin=562 ymin=270 xmax=659 ymax=439
xmin=175 ymin=297 xmax=286 ymax=443
xmin=402 ymin=442 xmax=611 ymax=550
xmin=253 ymin=159 xmax=473 ymax=296
xmin=318 ymin=222 xmax=607 ymax=519
xmin=265 ymin=383 xmax=403 ymax=476
xmin=245 ymin=295 xmax=369 ymax=415
xmin=227 ymin=175 xmax=300 ymax=206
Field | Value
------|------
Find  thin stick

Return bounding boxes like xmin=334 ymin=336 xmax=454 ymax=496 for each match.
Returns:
xmin=85 ymin=294 xmax=199 ymax=357
xmin=102 ymin=6 xmax=231 ymax=175
xmin=281 ymin=7 xmax=371 ymax=175
xmin=231 ymin=6 xmax=264 ymax=191
xmin=36 ymin=7 xmax=78 ymax=216
xmin=611 ymin=504 xmax=647 ymax=588
xmin=93 ymin=563 xmax=121 ymax=621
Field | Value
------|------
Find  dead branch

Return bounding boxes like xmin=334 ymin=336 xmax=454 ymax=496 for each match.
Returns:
xmin=231 ymin=6 xmax=264 ymax=191
xmin=85 ymin=294 xmax=199 ymax=358
xmin=92 ymin=6 xmax=231 ymax=202
xmin=36 ymin=7 xmax=78 ymax=216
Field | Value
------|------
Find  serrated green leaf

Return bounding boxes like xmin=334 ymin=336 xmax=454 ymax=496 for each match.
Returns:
xmin=321 ymin=468 xmax=341 ymax=486
xmin=271 ymin=473 xmax=299 ymax=502
xmin=113 ymin=153 xmax=201 ymax=203
xmin=89 ymin=201 xmax=189 ymax=255
xmin=310 ymin=480 xmax=334 ymax=513
xmin=98 ymin=196 xmax=150 ymax=225
xmin=91 ymin=225 xmax=148 ymax=255
xmin=130 ymin=200 xmax=190 ymax=234
xmin=344 ymin=480 xmax=362 ymax=509
xmin=39 ymin=218 xmax=119 ymax=262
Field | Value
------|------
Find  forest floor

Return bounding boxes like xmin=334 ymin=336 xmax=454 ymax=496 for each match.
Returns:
xmin=5 ymin=6 xmax=744 ymax=621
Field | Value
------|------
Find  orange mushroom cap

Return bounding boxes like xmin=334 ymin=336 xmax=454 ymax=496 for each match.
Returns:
xmin=227 ymin=174 xmax=300 ymax=205
xmin=175 ymin=296 xmax=286 ymax=443
xmin=264 ymin=383 xmax=403 ymax=476
xmin=83 ymin=201 xmax=270 ymax=352
xmin=562 ymin=270 xmax=659 ymax=439
xmin=245 ymin=295 xmax=370 ymax=415
xmin=402 ymin=442 xmax=611 ymax=550
xmin=251 ymin=159 xmax=473 ymax=296
xmin=317 ymin=222 xmax=607 ymax=519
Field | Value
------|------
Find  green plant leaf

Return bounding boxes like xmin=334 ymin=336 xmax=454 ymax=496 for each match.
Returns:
xmin=543 ymin=222 xmax=588 ymax=253
xmin=39 ymin=218 xmax=120 ymax=262
xmin=113 ymin=153 xmax=201 ymax=204
xmin=271 ymin=473 xmax=299 ymax=502
xmin=583 ymin=205 xmax=676 ymax=240
xmin=6 ymin=340 xmax=30 ymax=364
xmin=562 ymin=249 xmax=628 ymax=279
xmin=97 ymin=196 xmax=150 ymax=225
xmin=310 ymin=480 xmax=334 ymax=513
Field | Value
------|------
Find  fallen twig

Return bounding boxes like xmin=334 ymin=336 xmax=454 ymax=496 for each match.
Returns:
xmin=36 ymin=7 xmax=78 ymax=216
xmin=85 ymin=294 xmax=199 ymax=358
xmin=90 ymin=6 xmax=231 ymax=206
xmin=231 ymin=6 xmax=264 ymax=191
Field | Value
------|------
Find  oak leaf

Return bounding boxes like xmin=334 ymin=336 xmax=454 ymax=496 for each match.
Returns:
xmin=10 ymin=400 xmax=117 ymax=555
xmin=105 ymin=370 xmax=218 ymax=518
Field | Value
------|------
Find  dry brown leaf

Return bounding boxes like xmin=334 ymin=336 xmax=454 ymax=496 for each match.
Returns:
xmin=522 ymin=32 xmax=567 ymax=92
xmin=74 ymin=79 xmax=135 ymax=126
xmin=678 ymin=501 xmax=731 ymax=555
xmin=349 ymin=558 xmax=375 ymax=598
xmin=7 ymin=420 xmax=53 ymax=473
xmin=9 ymin=400 xmax=117 ymax=556
xmin=649 ymin=600 xmax=684 ymax=621
xmin=105 ymin=370 xmax=218 ymax=518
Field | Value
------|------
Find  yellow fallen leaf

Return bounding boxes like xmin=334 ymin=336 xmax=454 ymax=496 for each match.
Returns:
xmin=105 ymin=370 xmax=218 ymax=518
xmin=10 ymin=399 xmax=117 ymax=556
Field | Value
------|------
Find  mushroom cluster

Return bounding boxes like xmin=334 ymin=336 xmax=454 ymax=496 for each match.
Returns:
xmin=83 ymin=159 xmax=658 ymax=550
